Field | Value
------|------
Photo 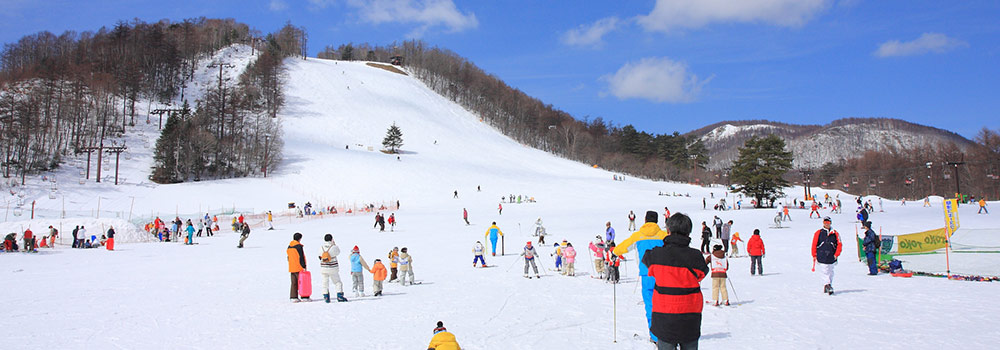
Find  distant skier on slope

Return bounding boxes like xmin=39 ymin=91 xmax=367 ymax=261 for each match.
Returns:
xmin=463 ymin=208 xmax=470 ymax=225
xmin=628 ymin=210 xmax=636 ymax=231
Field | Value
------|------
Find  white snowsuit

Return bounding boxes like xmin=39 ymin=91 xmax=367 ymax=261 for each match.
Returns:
xmin=319 ymin=242 xmax=344 ymax=295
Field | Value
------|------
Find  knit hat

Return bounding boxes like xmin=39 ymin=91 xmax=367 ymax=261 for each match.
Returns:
xmin=526 ymin=241 xmax=532 ymax=246
xmin=433 ymin=321 xmax=446 ymax=334
xmin=352 ymin=245 xmax=359 ymax=253
xmin=645 ymin=210 xmax=658 ymax=223
xmin=401 ymin=247 xmax=408 ymax=252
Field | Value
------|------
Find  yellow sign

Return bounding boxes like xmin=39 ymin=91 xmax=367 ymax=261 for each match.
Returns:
xmin=897 ymin=227 xmax=949 ymax=254
xmin=943 ymin=199 xmax=960 ymax=234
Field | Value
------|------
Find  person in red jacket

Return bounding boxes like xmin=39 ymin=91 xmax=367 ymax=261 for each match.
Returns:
xmin=811 ymin=217 xmax=842 ymax=295
xmin=23 ymin=228 xmax=35 ymax=252
xmin=747 ymin=229 xmax=765 ymax=275
xmin=642 ymin=213 xmax=709 ymax=348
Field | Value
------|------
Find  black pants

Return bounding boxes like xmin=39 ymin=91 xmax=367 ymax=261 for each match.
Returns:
xmin=722 ymin=240 xmax=729 ymax=253
xmin=750 ymin=256 xmax=763 ymax=275
xmin=658 ymin=340 xmax=698 ymax=350
xmin=701 ymin=239 xmax=710 ymax=253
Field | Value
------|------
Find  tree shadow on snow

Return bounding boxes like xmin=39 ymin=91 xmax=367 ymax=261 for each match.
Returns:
xmin=702 ymin=332 xmax=731 ymax=340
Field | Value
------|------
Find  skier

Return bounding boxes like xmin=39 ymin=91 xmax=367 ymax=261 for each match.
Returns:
xmin=612 ymin=211 xmax=668 ymax=342
xmin=858 ymin=207 xmax=869 ymax=223
xmin=862 ymin=221 xmax=880 ymax=275
xmin=473 ymin=241 xmax=487 ymax=267
xmin=388 ymin=213 xmax=396 ymax=231
xmin=551 ymin=243 xmax=563 ymax=272
xmin=923 ymin=197 xmax=931 ymax=207
xmin=72 ymin=226 xmax=79 ymax=248
xmin=605 ymin=221 xmax=616 ymax=244
xmin=373 ymin=212 xmax=381 ymax=229
xmin=267 ymin=211 xmax=274 ymax=230
xmin=703 ymin=198 xmax=707 ymax=210
xmin=498 ymin=203 xmax=503 ymax=215
xmin=185 ymin=220 xmax=195 ymax=245
xmin=318 ymin=234 xmax=346 ymax=303
xmin=588 ymin=236 xmax=607 ymax=279
xmin=713 ymin=216 xmax=723 ymax=239
xmin=370 ymin=259 xmax=387 ymax=297
xmin=520 ymin=241 xmax=541 ymax=278
xmin=454 ymin=190 xmax=458 ymax=198
xmin=700 ymin=222 xmax=712 ymax=254
xmin=427 ymin=321 xmax=461 ymax=350
xmin=811 ymin=217 xmax=842 ymax=295
xmin=642 ymin=213 xmax=709 ymax=347
xmin=628 ymin=210 xmax=636 ymax=231
xmin=286 ymin=232 xmax=307 ymax=302
xmin=729 ymin=231 xmax=742 ymax=258
xmin=783 ymin=205 xmax=791 ymax=221
xmin=534 ymin=217 xmax=544 ymax=236
xmin=106 ymin=226 xmax=115 ymax=251
xmin=237 ymin=223 xmax=250 ymax=248
xmin=378 ymin=214 xmax=386 ymax=232
xmin=485 ymin=222 xmax=503 ymax=256
xmin=398 ymin=247 xmax=414 ymax=286
xmin=721 ymin=220 xmax=732 ymax=253
xmin=387 ymin=247 xmax=400 ymax=282
xmin=605 ymin=242 xmax=621 ymax=283
xmin=562 ymin=242 xmax=577 ymax=276
xmin=748 ymin=229 xmax=765 ymax=275
xmin=463 ymin=208 xmax=470 ymax=225
xmin=663 ymin=207 xmax=671 ymax=226
xmin=705 ymin=244 xmax=729 ymax=306
xmin=349 ymin=246 xmax=370 ymax=297
xmin=979 ymin=198 xmax=989 ymax=214
xmin=810 ymin=202 xmax=820 ymax=218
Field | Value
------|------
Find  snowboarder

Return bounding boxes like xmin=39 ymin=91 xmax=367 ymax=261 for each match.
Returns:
xmin=318 ymin=234 xmax=346 ymax=303
xmin=398 ymin=247 xmax=414 ymax=286
xmin=562 ymin=242 xmax=577 ymax=276
xmin=473 ymin=241 xmax=487 ymax=267
xmin=748 ymin=229 xmax=764 ymax=275
xmin=605 ymin=221 xmax=616 ymax=243
xmin=463 ymin=208 xmax=469 ymax=225
xmin=812 ymin=217 xmax=842 ymax=295
xmin=642 ymin=213 xmax=709 ymax=347
xmin=237 ymin=223 xmax=250 ymax=248
xmin=370 ymin=259 xmax=387 ymax=297
xmin=588 ymin=236 xmax=607 ymax=279
xmin=485 ymin=222 xmax=503 ymax=256
xmin=700 ymin=222 xmax=712 ymax=254
xmin=520 ymin=241 xmax=541 ymax=278
xmin=628 ymin=210 xmax=636 ymax=231
xmin=286 ymin=232 xmax=307 ymax=302
xmin=388 ymin=247 xmax=400 ymax=282
xmin=349 ymin=246 xmax=370 ymax=297
xmin=613 ymin=211 xmax=668 ymax=342
xmin=427 ymin=321 xmax=461 ymax=350
xmin=862 ymin=221 xmax=880 ymax=275
xmin=706 ymin=244 xmax=730 ymax=306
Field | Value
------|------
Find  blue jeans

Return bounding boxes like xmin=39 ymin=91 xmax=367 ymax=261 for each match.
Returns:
xmin=642 ymin=275 xmax=657 ymax=342
xmin=866 ymin=251 xmax=878 ymax=274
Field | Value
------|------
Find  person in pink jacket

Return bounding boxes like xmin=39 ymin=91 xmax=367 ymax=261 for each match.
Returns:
xmin=588 ymin=236 xmax=607 ymax=279
xmin=562 ymin=242 xmax=578 ymax=276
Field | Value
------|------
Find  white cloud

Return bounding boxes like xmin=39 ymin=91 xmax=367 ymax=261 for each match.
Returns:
xmin=562 ymin=17 xmax=620 ymax=48
xmin=602 ymin=57 xmax=711 ymax=103
xmin=637 ymin=0 xmax=830 ymax=33
xmin=874 ymin=33 xmax=968 ymax=58
xmin=342 ymin=0 xmax=478 ymax=37
xmin=269 ymin=0 xmax=288 ymax=12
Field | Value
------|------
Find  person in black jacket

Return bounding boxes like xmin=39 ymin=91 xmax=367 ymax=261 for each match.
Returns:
xmin=643 ymin=213 xmax=710 ymax=349
xmin=700 ymin=222 xmax=711 ymax=254
xmin=861 ymin=221 xmax=879 ymax=275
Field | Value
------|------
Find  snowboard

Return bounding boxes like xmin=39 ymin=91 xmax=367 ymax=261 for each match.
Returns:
xmin=298 ymin=270 xmax=312 ymax=298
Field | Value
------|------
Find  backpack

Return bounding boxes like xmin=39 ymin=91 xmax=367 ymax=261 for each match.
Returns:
xmin=321 ymin=245 xmax=333 ymax=262
xmin=874 ymin=236 xmax=881 ymax=251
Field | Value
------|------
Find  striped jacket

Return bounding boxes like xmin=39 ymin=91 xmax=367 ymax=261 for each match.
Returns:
xmin=642 ymin=234 xmax=709 ymax=343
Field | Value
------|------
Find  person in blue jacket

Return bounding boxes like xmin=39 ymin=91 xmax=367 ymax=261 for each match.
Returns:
xmin=485 ymin=222 xmax=503 ymax=256
xmin=613 ymin=211 xmax=667 ymax=343
xmin=185 ymin=220 xmax=196 ymax=245
xmin=862 ymin=221 xmax=879 ymax=275
xmin=349 ymin=246 xmax=370 ymax=297
xmin=605 ymin=221 xmax=616 ymax=244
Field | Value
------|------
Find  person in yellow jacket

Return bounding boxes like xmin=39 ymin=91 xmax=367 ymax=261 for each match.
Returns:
xmin=388 ymin=247 xmax=400 ymax=282
xmin=612 ymin=210 xmax=668 ymax=343
xmin=427 ymin=321 xmax=461 ymax=350
xmin=485 ymin=222 xmax=504 ymax=256
xmin=979 ymin=198 xmax=989 ymax=214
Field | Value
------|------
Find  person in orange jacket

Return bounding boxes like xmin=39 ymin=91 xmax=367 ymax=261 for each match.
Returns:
xmin=427 ymin=321 xmax=461 ymax=350
xmin=370 ymin=259 xmax=388 ymax=297
xmin=287 ymin=232 xmax=307 ymax=302
xmin=729 ymin=231 xmax=743 ymax=258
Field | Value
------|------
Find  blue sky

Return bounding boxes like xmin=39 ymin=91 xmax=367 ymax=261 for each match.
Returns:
xmin=2 ymin=0 xmax=998 ymax=138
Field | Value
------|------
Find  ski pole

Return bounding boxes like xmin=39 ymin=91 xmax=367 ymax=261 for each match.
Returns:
xmin=811 ymin=258 xmax=816 ymax=272
xmin=613 ymin=279 xmax=617 ymax=343
xmin=727 ymin=277 xmax=740 ymax=303
xmin=505 ymin=256 xmax=520 ymax=272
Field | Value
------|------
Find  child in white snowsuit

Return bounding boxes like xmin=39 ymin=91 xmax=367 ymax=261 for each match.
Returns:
xmin=318 ymin=234 xmax=347 ymax=303
xmin=398 ymin=247 xmax=415 ymax=286
xmin=473 ymin=241 xmax=487 ymax=267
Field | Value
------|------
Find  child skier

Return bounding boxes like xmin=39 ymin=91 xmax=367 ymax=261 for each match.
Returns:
xmin=185 ymin=220 xmax=195 ymax=245
xmin=388 ymin=247 xmax=400 ymax=282
xmin=370 ymin=259 xmax=387 ymax=296
xmin=388 ymin=213 xmax=396 ymax=231
xmin=729 ymin=231 xmax=743 ymax=258
xmin=551 ymin=243 xmax=563 ymax=272
xmin=562 ymin=242 xmax=577 ymax=276
xmin=349 ymin=246 xmax=370 ymax=297
xmin=473 ymin=241 xmax=487 ymax=267
xmin=520 ymin=241 xmax=540 ymax=278
xmin=318 ymin=234 xmax=347 ymax=303
xmin=605 ymin=242 xmax=621 ymax=283
xmin=706 ymin=244 xmax=730 ymax=306
xmin=398 ymin=247 xmax=415 ymax=286
xmin=588 ymin=236 xmax=607 ymax=279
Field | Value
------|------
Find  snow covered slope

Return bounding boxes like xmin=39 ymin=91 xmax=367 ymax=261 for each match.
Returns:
xmin=2 ymin=52 xmax=999 ymax=349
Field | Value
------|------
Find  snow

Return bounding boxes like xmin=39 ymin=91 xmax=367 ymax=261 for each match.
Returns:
xmin=3 ymin=52 xmax=1000 ymax=349
xmin=700 ymin=123 xmax=778 ymax=142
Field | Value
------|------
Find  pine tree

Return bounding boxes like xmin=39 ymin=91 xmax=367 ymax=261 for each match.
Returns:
xmin=731 ymin=135 xmax=794 ymax=208
xmin=382 ymin=122 xmax=404 ymax=154
xmin=151 ymin=112 xmax=184 ymax=183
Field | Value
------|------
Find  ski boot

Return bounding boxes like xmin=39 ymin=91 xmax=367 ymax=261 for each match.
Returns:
xmin=535 ymin=274 xmax=540 ymax=279
xmin=336 ymin=292 xmax=348 ymax=302
xmin=823 ymin=284 xmax=833 ymax=295
xmin=323 ymin=294 xmax=331 ymax=303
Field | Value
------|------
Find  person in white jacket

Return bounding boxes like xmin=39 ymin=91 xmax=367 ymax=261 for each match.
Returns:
xmin=318 ymin=234 xmax=347 ymax=303
xmin=473 ymin=241 xmax=487 ymax=267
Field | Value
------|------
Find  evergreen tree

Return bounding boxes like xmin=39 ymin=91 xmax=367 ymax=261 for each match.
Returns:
xmin=382 ymin=122 xmax=404 ymax=153
xmin=731 ymin=135 xmax=794 ymax=208
xmin=151 ymin=109 xmax=187 ymax=183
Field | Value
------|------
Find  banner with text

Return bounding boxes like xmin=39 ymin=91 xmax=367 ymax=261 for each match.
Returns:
xmin=897 ymin=227 xmax=949 ymax=254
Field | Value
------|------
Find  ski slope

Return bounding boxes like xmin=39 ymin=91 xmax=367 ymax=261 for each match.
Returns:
xmin=2 ymin=52 xmax=1000 ymax=349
